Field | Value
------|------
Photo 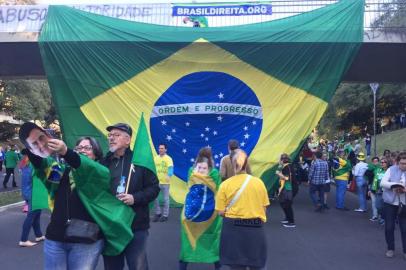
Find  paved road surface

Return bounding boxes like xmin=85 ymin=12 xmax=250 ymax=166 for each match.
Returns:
xmin=0 ymin=184 xmax=405 ymax=270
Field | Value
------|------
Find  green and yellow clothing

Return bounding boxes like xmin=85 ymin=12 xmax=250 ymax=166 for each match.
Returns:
xmin=5 ymin=150 xmax=19 ymax=168
xmin=333 ymin=157 xmax=351 ymax=181
xmin=279 ymin=163 xmax=292 ymax=191
xmin=154 ymin=154 xmax=173 ymax=184
xmin=180 ymin=168 xmax=222 ymax=263
xmin=368 ymin=163 xmax=385 ymax=192
xmin=216 ymin=173 xmax=270 ymax=222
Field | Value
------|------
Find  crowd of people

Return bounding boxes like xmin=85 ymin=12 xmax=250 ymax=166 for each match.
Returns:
xmin=1 ymin=121 xmax=405 ymax=269
xmin=289 ymin=137 xmax=406 ymax=260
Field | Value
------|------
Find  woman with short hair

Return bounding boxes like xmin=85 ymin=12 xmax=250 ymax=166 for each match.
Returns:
xmin=216 ymin=149 xmax=269 ymax=270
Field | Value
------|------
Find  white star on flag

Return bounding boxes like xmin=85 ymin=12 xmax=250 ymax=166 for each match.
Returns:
xmin=166 ymin=135 xmax=172 ymax=141
xmin=241 ymin=142 xmax=246 ymax=147
xmin=252 ymin=120 xmax=257 ymax=125
xmin=200 ymin=133 xmax=204 ymax=137
xmin=205 ymin=127 xmax=210 ymax=132
xmin=185 ymin=122 xmax=190 ymax=127
xmin=182 ymin=149 xmax=187 ymax=154
xmin=171 ymin=128 xmax=176 ymax=133
xmin=213 ymin=131 xmax=218 ymax=136
xmin=216 ymin=163 xmax=219 ymax=167
xmin=214 ymin=154 xmax=219 ymax=159
xmin=190 ymin=158 xmax=195 ymax=162
xmin=205 ymin=137 xmax=209 ymax=141
xmin=217 ymin=115 xmax=223 ymax=121
xmin=243 ymin=126 xmax=248 ymax=131
xmin=244 ymin=133 xmax=250 ymax=139
xmin=182 ymin=139 xmax=187 ymax=143
xmin=219 ymin=152 xmax=224 ymax=157
xmin=218 ymin=92 xmax=224 ymax=99
xmin=161 ymin=120 xmax=167 ymax=125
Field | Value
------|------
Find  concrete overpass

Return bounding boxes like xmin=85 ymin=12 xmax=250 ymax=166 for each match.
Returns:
xmin=0 ymin=1 xmax=405 ymax=83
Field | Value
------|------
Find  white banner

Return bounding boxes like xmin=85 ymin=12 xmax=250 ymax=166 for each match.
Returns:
xmin=0 ymin=3 xmax=280 ymax=32
xmin=0 ymin=4 xmax=173 ymax=32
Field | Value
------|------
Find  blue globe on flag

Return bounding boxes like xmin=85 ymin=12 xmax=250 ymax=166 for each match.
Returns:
xmin=150 ymin=71 xmax=263 ymax=181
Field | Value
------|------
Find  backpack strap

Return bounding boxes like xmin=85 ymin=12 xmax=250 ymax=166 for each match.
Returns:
xmin=225 ymin=175 xmax=252 ymax=212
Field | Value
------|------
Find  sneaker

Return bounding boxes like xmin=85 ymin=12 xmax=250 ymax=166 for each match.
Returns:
xmin=369 ymin=217 xmax=378 ymax=222
xmin=354 ymin=208 xmax=366 ymax=212
xmin=379 ymin=219 xmax=385 ymax=225
xmin=19 ymin=241 xmax=37 ymax=247
xmin=159 ymin=216 xmax=168 ymax=222
xmin=280 ymin=220 xmax=289 ymax=224
xmin=151 ymin=214 xmax=161 ymax=222
xmin=385 ymin=250 xmax=394 ymax=258
xmin=283 ymin=223 xmax=296 ymax=228
xmin=35 ymin=236 xmax=45 ymax=242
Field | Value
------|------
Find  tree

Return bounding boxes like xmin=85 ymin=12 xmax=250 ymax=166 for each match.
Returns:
xmin=370 ymin=0 xmax=406 ymax=33
xmin=0 ymin=79 xmax=58 ymax=140
xmin=318 ymin=83 xmax=406 ymax=138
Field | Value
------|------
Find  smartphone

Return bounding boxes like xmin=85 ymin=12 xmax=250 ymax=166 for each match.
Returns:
xmin=45 ymin=129 xmax=59 ymax=139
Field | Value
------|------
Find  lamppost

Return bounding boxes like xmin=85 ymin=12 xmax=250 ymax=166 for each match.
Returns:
xmin=369 ymin=83 xmax=379 ymax=157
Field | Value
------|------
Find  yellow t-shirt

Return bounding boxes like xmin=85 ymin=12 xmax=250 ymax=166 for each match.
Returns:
xmin=154 ymin=154 xmax=173 ymax=184
xmin=215 ymin=174 xmax=270 ymax=222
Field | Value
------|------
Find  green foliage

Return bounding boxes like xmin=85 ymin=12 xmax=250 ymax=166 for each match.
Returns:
xmin=319 ymin=83 xmax=406 ymax=138
xmin=371 ymin=0 xmax=406 ymax=31
xmin=1 ymin=80 xmax=57 ymax=124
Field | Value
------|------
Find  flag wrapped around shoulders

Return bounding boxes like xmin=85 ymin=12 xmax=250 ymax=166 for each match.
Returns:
xmin=180 ymin=167 xmax=222 ymax=263
xmin=31 ymin=154 xmax=135 ymax=256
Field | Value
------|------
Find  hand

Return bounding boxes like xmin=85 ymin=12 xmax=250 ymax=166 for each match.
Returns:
xmin=393 ymin=187 xmax=406 ymax=194
xmin=116 ymin=193 xmax=134 ymax=205
xmin=47 ymin=139 xmax=67 ymax=156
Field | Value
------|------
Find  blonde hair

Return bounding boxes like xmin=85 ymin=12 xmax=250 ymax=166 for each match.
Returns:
xmin=232 ymin=149 xmax=248 ymax=174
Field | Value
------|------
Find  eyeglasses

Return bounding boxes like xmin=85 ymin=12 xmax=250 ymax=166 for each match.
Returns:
xmin=74 ymin=145 xmax=93 ymax=151
xmin=107 ymin=133 xmax=122 ymax=138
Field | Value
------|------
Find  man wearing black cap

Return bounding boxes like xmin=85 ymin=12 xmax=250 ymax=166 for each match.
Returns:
xmin=102 ymin=123 xmax=159 ymax=270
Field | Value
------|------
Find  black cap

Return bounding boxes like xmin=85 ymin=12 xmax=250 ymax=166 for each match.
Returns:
xmin=19 ymin=122 xmax=45 ymax=146
xmin=106 ymin=123 xmax=132 ymax=137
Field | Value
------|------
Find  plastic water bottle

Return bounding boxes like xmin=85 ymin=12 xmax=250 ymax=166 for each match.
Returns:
xmin=116 ymin=176 xmax=126 ymax=195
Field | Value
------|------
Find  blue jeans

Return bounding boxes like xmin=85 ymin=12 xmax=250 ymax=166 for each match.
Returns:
xmin=103 ymin=230 xmax=149 ymax=270
xmin=20 ymin=209 xmax=43 ymax=241
xmin=44 ymin=239 xmax=104 ymax=270
xmin=366 ymin=144 xmax=371 ymax=156
xmin=154 ymin=184 xmax=170 ymax=217
xmin=384 ymin=203 xmax=406 ymax=252
xmin=309 ymin=184 xmax=324 ymax=207
xmin=335 ymin=180 xmax=347 ymax=209
xmin=375 ymin=193 xmax=384 ymax=216
xmin=355 ymin=176 xmax=367 ymax=211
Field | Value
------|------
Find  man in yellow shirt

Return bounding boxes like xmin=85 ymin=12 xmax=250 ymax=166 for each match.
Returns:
xmin=153 ymin=143 xmax=174 ymax=222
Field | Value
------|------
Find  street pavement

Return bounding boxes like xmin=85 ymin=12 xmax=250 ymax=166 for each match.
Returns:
xmin=0 ymin=183 xmax=405 ymax=270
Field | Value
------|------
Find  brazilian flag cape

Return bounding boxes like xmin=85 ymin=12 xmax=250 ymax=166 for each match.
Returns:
xmin=38 ymin=0 xmax=364 ymax=203
xmin=180 ymin=168 xmax=222 ymax=263
xmin=31 ymin=154 xmax=135 ymax=256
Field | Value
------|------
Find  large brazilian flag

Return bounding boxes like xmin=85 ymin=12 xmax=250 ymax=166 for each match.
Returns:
xmin=39 ymin=0 xmax=364 ymax=203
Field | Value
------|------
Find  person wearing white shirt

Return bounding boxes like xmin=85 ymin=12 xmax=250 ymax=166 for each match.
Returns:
xmin=380 ymin=152 xmax=406 ymax=259
xmin=352 ymin=152 xmax=368 ymax=212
